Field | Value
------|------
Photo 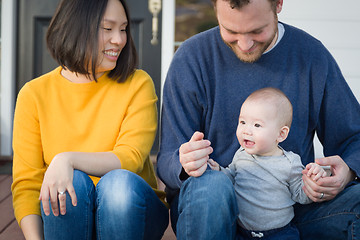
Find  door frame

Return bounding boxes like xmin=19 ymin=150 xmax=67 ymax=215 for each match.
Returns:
xmin=161 ymin=0 xmax=175 ymax=102
xmin=1 ymin=0 xmax=17 ymax=155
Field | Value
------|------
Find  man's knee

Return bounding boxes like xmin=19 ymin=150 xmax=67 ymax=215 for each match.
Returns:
xmin=176 ymin=171 xmax=238 ymax=239
xmin=180 ymin=170 xmax=236 ymax=205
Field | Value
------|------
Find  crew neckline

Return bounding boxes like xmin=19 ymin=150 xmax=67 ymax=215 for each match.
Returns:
xmin=264 ymin=22 xmax=285 ymax=55
xmin=56 ymin=67 xmax=108 ymax=87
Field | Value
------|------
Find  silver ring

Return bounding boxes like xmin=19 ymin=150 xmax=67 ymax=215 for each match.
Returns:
xmin=319 ymin=192 xmax=324 ymax=199
xmin=58 ymin=190 xmax=66 ymax=195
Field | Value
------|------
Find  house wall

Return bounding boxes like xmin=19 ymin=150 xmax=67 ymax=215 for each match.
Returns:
xmin=279 ymin=0 xmax=360 ymax=157
xmin=279 ymin=0 xmax=360 ymax=101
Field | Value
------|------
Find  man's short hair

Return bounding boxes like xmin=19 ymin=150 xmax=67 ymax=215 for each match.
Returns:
xmin=211 ymin=0 xmax=278 ymax=11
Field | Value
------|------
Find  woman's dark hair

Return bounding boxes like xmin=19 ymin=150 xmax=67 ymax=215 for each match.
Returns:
xmin=46 ymin=0 xmax=137 ymax=82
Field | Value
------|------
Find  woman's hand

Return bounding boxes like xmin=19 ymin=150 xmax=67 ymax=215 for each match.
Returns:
xmin=39 ymin=152 xmax=77 ymax=216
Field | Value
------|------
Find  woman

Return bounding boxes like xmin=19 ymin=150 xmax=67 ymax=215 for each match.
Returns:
xmin=11 ymin=0 xmax=169 ymax=239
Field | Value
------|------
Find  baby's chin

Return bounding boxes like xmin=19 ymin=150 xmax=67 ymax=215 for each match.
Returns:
xmin=241 ymin=143 xmax=258 ymax=155
xmin=241 ymin=143 xmax=271 ymax=156
xmin=243 ymin=148 xmax=259 ymax=156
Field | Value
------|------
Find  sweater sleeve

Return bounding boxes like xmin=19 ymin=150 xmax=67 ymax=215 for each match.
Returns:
xmin=288 ymin=153 xmax=312 ymax=204
xmin=12 ymin=84 xmax=46 ymax=225
xmin=314 ymin=50 xmax=360 ymax=177
xmin=110 ymin=70 xmax=158 ymax=173
xmin=220 ymin=148 xmax=243 ymax=185
xmin=157 ymin=41 xmax=207 ymax=190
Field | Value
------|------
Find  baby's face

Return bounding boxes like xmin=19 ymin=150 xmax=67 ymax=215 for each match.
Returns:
xmin=236 ymin=100 xmax=283 ymax=156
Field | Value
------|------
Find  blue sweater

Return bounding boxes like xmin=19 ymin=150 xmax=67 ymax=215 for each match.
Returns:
xmin=157 ymin=23 xmax=360 ymax=192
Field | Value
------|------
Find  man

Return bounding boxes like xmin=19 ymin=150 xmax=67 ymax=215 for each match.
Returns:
xmin=157 ymin=0 xmax=360 ymax=239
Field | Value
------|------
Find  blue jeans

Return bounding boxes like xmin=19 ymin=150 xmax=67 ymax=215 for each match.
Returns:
xmin=171 ymin=170 xmax=239 ymax=240
xmin=41 ymin=169 xmax=169 ymax=240
xmin=170 ymin=170 xmax=360 ymax=240
xmin=293 ymin=181 xmax=360 ymax=240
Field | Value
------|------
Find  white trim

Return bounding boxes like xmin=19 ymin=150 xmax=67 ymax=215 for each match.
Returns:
xmin=1 ymin=0 xmax=17 ymax=155
xmin=161 ymin=0 xmax=175 ymax=101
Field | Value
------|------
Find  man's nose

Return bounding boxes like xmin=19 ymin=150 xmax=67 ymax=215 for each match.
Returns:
xmin=237 ymin=34 xmax=254 ymax=52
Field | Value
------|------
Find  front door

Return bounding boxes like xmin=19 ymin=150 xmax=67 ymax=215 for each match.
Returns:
xmin=17 ymin=0 xmax=162 ymax=153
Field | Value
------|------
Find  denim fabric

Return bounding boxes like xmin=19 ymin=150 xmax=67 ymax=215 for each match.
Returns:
xmin=237 ymin=223 xmax=300 ymax=240
xmin=170 ymin=173 xmax=360 ymax=240
xmin=174 ymin=170 xmax=238 ymax=240
xmin=169 ymin=191 xmax=179 ymax=234
xmin=41 ymin=169 xmax=169 ymax=240
xmin=293 ymin=181 xmax=360 ymax=240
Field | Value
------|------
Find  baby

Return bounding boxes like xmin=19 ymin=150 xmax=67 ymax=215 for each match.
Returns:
xmin=209 ymin=87 xmax=326 ymax=239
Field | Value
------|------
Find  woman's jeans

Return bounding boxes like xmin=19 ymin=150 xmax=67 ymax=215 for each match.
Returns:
xmin=170 ymin=170 xmax=360 ymax=240
xmin=41 ymin=169 xmax=169 ymax=240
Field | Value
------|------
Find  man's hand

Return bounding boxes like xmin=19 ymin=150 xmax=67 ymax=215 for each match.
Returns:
xmin=179 ymin=131 xmax=213 ymax=177
xmin=302 ymin=155 xmax=355 ymax=202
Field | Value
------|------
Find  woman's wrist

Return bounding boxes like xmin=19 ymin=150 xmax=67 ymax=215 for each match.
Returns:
xmin=52 ymin=152 xmax=75 ymax=169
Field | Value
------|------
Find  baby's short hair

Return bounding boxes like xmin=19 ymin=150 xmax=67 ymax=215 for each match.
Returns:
xmin=245 ymin=87 xmax=293 ymax=128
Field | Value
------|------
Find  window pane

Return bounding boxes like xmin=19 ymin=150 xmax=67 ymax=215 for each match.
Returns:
xmin=175 ymin=0 xmax=217 ymax=45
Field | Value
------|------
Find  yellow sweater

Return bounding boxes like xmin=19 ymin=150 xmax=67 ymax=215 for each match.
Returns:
xmin=12 ymin=67 xmax=166 ymax=224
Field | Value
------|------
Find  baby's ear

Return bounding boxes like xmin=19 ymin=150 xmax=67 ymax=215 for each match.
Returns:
xmin=278 ymin=126 xmax=290 ymax=143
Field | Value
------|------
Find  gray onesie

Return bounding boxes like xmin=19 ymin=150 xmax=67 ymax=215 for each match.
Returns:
xmin=220 ymin=147 xmax=311 ymax=231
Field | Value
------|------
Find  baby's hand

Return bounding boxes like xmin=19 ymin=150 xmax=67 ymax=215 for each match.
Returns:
xmin=208 ymin=159 xmax=220 ymax=171
xmin=305 ymin=162 xmax=327 ymax=181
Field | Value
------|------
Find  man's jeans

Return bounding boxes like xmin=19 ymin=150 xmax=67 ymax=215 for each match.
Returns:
xmin=172 ymin=170 xmax=239 ymax=240
xmin=41 ymin=169 xmax=169 ymax=240
xmin=171 ymin=170 xmax=360 ymax=240
xmin=293 ymin=181 xmax=360 ymax=240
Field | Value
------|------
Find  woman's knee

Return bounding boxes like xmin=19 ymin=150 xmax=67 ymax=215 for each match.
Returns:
xmin=41 ymin=170 xmax=95 ymax=238
xmin=42 ymin=170 xmax=95 ymax=212
xmin=73 ymin=170 xmax=94 ymax=188
xmin=96 ymin=169 xmax=150 ymax=212
xmin=72 ymin=170 xmax=96 ymax=201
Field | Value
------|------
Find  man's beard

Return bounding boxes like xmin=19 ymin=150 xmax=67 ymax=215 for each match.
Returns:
xmin=224 ymin=20 xmax=278 ymax=63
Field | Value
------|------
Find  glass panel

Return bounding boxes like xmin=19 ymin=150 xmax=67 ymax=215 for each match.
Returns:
xmin=175 ymin=0 xmax=217 ymax=47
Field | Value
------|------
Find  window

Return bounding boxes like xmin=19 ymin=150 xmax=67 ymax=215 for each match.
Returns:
xmin=175 ymin=0 xmax=217 ymax=48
